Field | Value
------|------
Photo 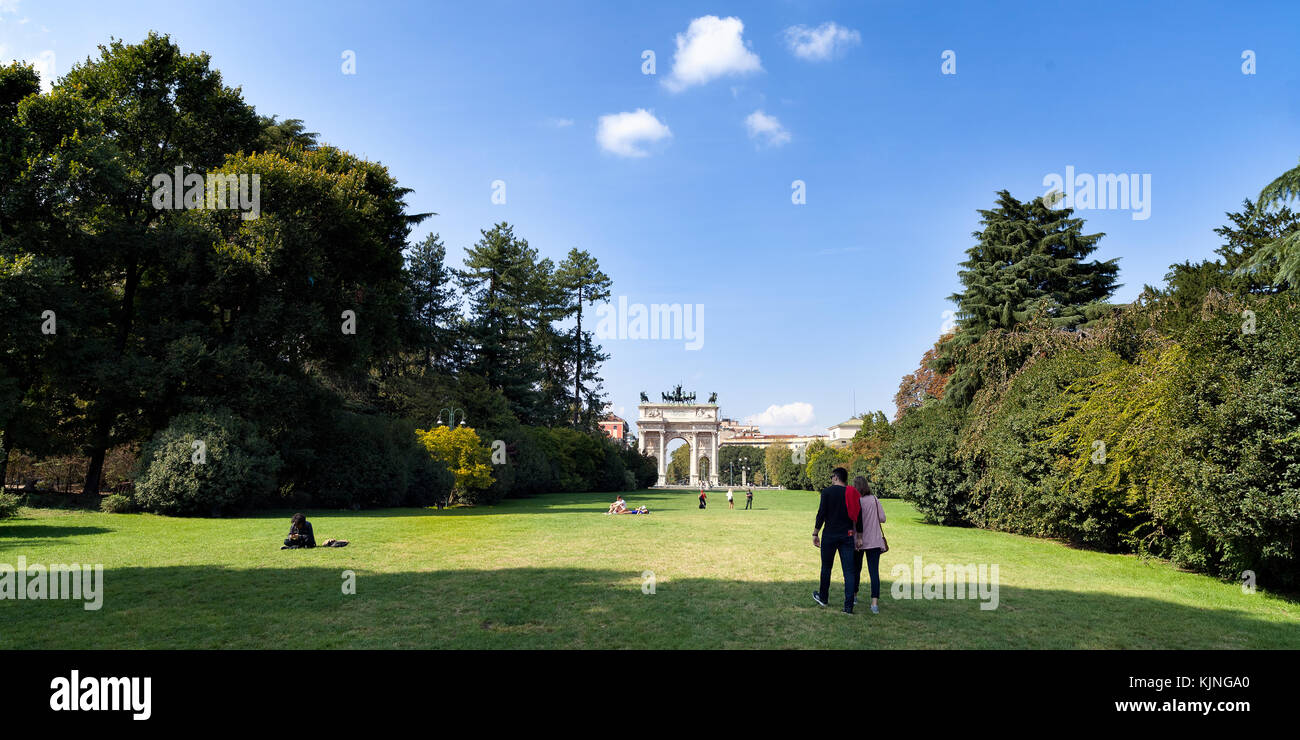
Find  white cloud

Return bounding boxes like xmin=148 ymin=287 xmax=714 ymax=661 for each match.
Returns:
xmin=547 ymin=117 xmax=574 ymax=128
xmin=0 ymin=0 xmax=20 ymax=15
xmin=597 ymin=109 xmax=671 ymax=158
xmin=746 ymin=402 xmax=815 ymax=430
xmin=784 ymin=22 xmax=861 ymax=62
xmin=745 ymin=110 xmax=791 ymax=148
xmin=29 ymin=49 xmax=54 ymax=93
xmin=664 ymin=15 xmax=761 ymax=92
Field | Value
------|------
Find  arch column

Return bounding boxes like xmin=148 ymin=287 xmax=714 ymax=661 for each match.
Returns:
xmin=710 ymin=432 xmax=719 ymax=486
xmin=656 ymin=431 xmax=667 ymax=486
xmin=688 ymin=433 xmax=699 ymax=486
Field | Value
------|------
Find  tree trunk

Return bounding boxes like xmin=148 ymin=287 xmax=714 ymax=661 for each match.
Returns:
xmin=82 ymin=417 xmax=110 ymax=496
xmin=573 ymin=285 xmax=582 ymax=427
xmin=84 ymin=257 xmax=139 ymax=496
xmin=0 ymin=429 xmax=9 ymax=491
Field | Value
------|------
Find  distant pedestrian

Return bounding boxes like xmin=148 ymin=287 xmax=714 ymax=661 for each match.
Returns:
xmin=698 ymin=489 xmax=707 ymax=509
xmin=745 ymin=488 xmax=753 ymax=510
xmin=727 ymin=488 xmax=735 ymax=509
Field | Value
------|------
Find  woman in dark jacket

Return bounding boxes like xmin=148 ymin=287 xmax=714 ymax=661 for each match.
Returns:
xmin=282 ymin=513 xmax=316 ymax=549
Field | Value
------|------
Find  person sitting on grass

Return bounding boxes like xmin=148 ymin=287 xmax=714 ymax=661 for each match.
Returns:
xmin=282 ymin=513 xmax=316 ymax=549
xmin=281 ymin=513 xmax=349 ymax=549
xmin=606 ymin=495 xmax=628 ymax=515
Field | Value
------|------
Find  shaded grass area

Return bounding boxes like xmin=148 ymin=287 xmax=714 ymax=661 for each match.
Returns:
xmin=1 ymin=490 xmax=1295 ymax=649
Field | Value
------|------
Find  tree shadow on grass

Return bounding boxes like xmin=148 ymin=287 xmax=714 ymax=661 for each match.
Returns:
xmin=0 ymin=524 xmax=115 ymax=550
xmin=2 ymin=565 xmax=1296 ymax=650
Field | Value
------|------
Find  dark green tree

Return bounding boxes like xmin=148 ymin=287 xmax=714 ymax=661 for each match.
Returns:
xmin=1237 ymin=157 xmax=1300 ymax=287
xmin=554 ymin=248 xmax=611 ymax=427
xmin=456 ymin=223 xmax=566 ymax=425
xmin=1154 ymin=199 xmax=1298 ymax=330
xmin=937 ymin=190 xmax=1119 ymax=406
xmin=16 ymin=33 xmax=263 ymax=493
xmin=405 ymin=233 xmax=461 ymax=370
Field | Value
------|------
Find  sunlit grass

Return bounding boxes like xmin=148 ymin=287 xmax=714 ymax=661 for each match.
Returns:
xmin=1 ymin=490 xmax=1295 ymax=649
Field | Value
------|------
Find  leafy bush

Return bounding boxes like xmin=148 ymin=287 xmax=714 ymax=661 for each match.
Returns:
xmin=0 ymin=492 xmax=21 ymax=519
xmin=543 ymin=428 xmax=605 ymax=492
xmin=305 ymin=412 xmax=451 ymax=509
xmin=806 ymin=446 xmax=846 ymax=491
xmin=848 ymin=456 xmax=883 ymax=495
xmin=596 ymin=443 xmax=629 ymax=493
xmin=1155 ymin=296 xmax=1300 ymax=587
xmin=1034 ymin=347 xmax=1181 ymax=551
xmin=99 ymin=494 xmax=135 ymax=514
xmin=877 ymin=402 xmax=969 ymax=525
xmin=133 ymin=409 xmax=282 ymax=516
xmin=404 ymin=452 xmax=455 ymax=508
xmin=886 ymin=292 xmax=1300 ymax=588
xmin=959 ymin=348 xmax=1121 ymax=544
xmin=621 ymin=445 xmax=659 ymax=489
xmin=416 ymin=424 xmax=495 ymax=505
xmin=508 ymin=427 xmax=559 ymax=497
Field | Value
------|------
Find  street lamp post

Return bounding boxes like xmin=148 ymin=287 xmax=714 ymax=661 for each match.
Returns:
xmin=731 ymin=456 xmax=751 ymax=486
xmin=437 ymin=407 xmax=467 ymax=427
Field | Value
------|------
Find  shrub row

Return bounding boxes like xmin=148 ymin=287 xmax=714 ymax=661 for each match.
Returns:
xmin=879 ymin=296 xmax=1300 ymax=588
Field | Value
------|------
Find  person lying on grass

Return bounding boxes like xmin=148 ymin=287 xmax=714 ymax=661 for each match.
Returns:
xmin=613 ymin=505 xmax=649 ymax=515
xmin=281 ymin=513 xmax=348 ymax=549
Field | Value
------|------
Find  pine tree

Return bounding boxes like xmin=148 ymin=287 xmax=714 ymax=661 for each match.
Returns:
xmin=1238 ymin=156 xmax=1300 ymax=287
xmin=455 ymin=223 xmax=559 ymax=425
xmin=405 ymin=233 xmax=461 ymax=370
xmin=554 ymin=248 xmax=611 ymax=427
xmin=936 ymin=190 xmax=1119 ymax=406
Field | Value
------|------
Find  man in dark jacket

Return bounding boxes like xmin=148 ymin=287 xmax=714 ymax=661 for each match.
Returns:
xmin=282 ymin=513 xmax=316 ymax=549
xmin=812 ymin=467 xmax=861 ymax=613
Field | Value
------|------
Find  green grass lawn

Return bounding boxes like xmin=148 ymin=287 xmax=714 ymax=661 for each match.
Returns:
xmin=1 ymin=489 xmax=1296 ymax=649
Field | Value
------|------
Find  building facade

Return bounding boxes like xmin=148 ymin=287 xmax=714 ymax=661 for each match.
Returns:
xmin=598 ymin=414 xmax=629 ymax=445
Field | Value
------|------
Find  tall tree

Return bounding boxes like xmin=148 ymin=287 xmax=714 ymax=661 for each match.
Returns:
xmin=256 ymin=115 xmax=319 ymax=154
xmin=455 ymin=223 xmax=558 ymax=424
xmin=405 ymin=233 xmax=461 ymax=370
xmin=18 ymin=33 xmax=263 ymax=493
xmin=936 ymin=190 xmax=1119 ymax=406
xmin=894 ymin=333 xmax=955 ymax=420
xmin=554 ymin=248 xmax=611 ymax=427
xmin=1238 ymin=156 xmax=1300 ymax=287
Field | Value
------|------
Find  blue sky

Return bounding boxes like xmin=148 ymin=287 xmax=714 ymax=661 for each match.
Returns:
xmin=4 ymin=1 xmax=1298 ymax=435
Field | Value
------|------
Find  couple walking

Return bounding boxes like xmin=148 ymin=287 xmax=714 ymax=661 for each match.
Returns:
xmin=811 ymin=467 xmax=887 ymax=614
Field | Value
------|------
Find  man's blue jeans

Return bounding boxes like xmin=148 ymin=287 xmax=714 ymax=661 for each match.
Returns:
xmin=818 ymin=532 xmax=856 ymax=610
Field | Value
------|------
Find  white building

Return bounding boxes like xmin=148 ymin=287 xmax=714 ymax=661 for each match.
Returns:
xmin=826 ymin=418 xmax=864 ymax=448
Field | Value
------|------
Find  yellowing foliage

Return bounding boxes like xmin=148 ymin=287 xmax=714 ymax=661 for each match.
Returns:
xmin=415 ymin=426 xmax=494 ymax=503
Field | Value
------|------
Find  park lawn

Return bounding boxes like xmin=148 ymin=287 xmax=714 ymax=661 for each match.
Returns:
xmin=0 ymin=489 xmax=1296 ymax=649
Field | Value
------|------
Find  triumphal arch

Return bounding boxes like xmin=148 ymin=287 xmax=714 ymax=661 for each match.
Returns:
xmin=637 ymin=386 xmax=720 ymax=487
